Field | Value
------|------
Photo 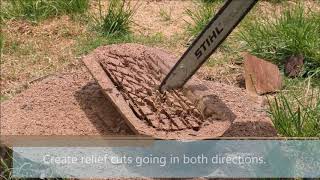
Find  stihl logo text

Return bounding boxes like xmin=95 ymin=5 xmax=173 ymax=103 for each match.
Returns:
xmin=194 ymin=25 xmax=224 ymax=59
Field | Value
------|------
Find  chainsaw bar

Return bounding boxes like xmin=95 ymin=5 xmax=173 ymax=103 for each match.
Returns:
xmin=160 ymin=0 xmax=258 ymax=91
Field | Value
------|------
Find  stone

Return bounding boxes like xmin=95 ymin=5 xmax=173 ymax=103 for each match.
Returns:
xmin=244 ymin=54 xmax=282 ymax=95
xmin=284 ymin=54 xmax=304 ymax=77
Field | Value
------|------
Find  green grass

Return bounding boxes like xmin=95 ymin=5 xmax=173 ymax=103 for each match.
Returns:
xmin=239 ymin=4 xmax=320 ymax=73
xmin=79 ymin=0 xmax=138 ymax=50
xmin=0 ymin=146 xmax=14 ymax=180
xmin=159 ymin=8 xmax=172 ymax=22
xmin=0 ymin=32 xmax=3 ymax=56
xmin=78 ymin=0 xmax=163 ymax=55
xmin=3 ymin=40 xmax=35 ymax=56
xmin=0 ymin=145 xmax=69 ymax=179
xmin=0 ymin=9 xmax=3 ymax=55
xmin=199 ymin=0 xmax=224 ymax=4
xmin=93 ymin=0 xmax=136 ymax=36
xmin=2 ymin=0 xmax=89 ymax=22
xmin=268 ymin=89 xmax=320 ymax=137
xmin=268 ymin=69 xmax=320 ymax=137
xmin=0 ymin=95 xmax=9 ymax=102
xmin=185 ymin=2 xmax=220 ymax=36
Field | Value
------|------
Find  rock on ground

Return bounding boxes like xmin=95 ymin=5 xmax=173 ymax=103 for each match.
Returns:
xmin=244 ymin=54 xmax=282 ymax=95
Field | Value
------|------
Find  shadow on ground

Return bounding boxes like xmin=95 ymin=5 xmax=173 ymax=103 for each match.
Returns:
xmin=74 ymin=81 xmax=134 ymax=136
xmin=223 ymin=121 xmax=277 ymax=137
xmin=76 ymin=81 xmax=276 ymax=138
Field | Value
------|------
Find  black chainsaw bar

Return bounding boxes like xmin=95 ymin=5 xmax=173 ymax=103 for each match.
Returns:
xmin=159 ymin=0 xmax=258 ymax=92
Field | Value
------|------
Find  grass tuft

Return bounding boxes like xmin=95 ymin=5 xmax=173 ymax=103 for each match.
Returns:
xmin=159 ymin=8 xmax=172 ymax=22
xmin=0 ymin=146 xmax=13 ymax=180
xmin=185 ymin=2 xmax=218 ymax=36
xmin=0 ymin=9 xmax=4 ymax=55
xmin=200 ymin=0 xmax=224 ymax=4
xmin=2 ymin=0 xmax=89 ymax=22
xmin=94 ymin=0 xmax=136 ymax=36
xmin=268 ymin=91 xmax=320 ymax=137
xmin=239 ymin=4 xmax=320 ymax=73
xmin=0 ymin=32 xmax=3 ymax=56
xmin=268 ymin=70 xmax=320 ymax=137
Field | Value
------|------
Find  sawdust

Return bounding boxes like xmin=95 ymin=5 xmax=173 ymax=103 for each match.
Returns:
xmin=0 ymin=68 xmax=132 ymax=136
xmin=0 ymin=68 xmax=276 ymax=137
